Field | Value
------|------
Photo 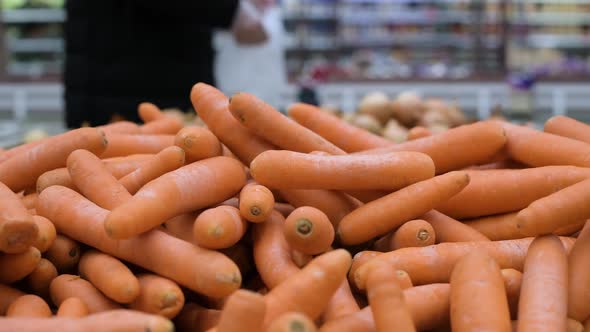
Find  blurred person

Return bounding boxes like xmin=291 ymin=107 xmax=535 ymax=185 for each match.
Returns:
xmin=64 ymin=1 xmax=269 ymax=128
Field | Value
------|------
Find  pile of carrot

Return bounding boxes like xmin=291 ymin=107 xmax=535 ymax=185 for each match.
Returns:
xmin=1 ymin=84 xmax=590 ymax=332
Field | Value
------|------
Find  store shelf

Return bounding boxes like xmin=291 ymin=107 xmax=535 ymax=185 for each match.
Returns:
xmin=526 ymin=34 xmax=590 ymax=48
xmin=283 ymin=13 xmax=336 ymax=21
xmin=6 ymin=38 xmax=64 ymax=53
xmin=513 ymin=12 xmax=590 ymax=25
xmin=339 ymin=11 xmax=475 ymax=25
xmin=1 ymin=9 xmax=65 ymax=23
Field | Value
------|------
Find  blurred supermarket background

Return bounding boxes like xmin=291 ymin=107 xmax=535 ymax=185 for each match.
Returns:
xmin=0 ymin=0 xmax=589 ymax=146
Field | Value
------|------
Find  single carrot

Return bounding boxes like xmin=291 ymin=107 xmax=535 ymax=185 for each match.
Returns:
xmin=0 ymin=128 xmax=107 ymax=192
xmin=0 ymin=284 xmax=25 ymax=315
xmin=407 ymin=126 xmax=432 ymax=140
xmin=174 ymin=126 xmax=222 ymax=163
xmin=516 ymin=176 xmax=590 ymax=236
xmin=352 ymin=237 xmax=575 ymax=290
xmin=464 ymin=212 xmax=522 ymax=241
xmin=501 ymin=269 xmax=523 ymax=319
xmin=119 ymin=146 xmax=185 ymax=194
xmin=517 ymin=235 xmax=568 ymax=332
xmin=422 ymin=210 xmax=490 ymax=243
xmin=175 ymin=303 xmax=221 ymax=332
xmin=568 ymin=221 xmax=590 ymax=322
xmin=37 ymin=186 xmax=241 ymax=298
xmin=193 ymin=206 xmax=248 ymax=250
xmin=367 ymin=261 xmax=416 ymax=332
xmin=274 ymin=202 xmax=296 ymax=218
xmin=322 ymin=279 xmax=360 ymax=321
xmin=138 ymin=102 xmax=165 ymax=122
xmin=284 ymin=206 xmax=334 ymax=255
xmin=21 ymin=192 xmax=38 ymax=209
xmin=45 ymin=234 xmax=80 ymax=273
xmin=140 ymin=117 xmax=183 ymax=135
xmin=338 ymin=171 xmax=470 ymax=245
xmin=213 ymin=290 xmax=266 ymax=332
xmin=230 ymin=93 xmax=345 ymax=155
xmin=253 ymin=210 xmax=300 ymax=289
xmin=544 ymin=115 xmax=590 ymax=144
xmin=0 ymin=182 xmax=37 ymax=253
xmin=251 ymin=150 xmax=434 ymax=191
xmin=79 ymin=250 xmax=140 ymax=304
xmin=162 ymin=212 xmax=199 ymax=243
xmin=100 ymin=134 xmax=174 ymax=158
xmin=501 ymin=121 xmax=590 ymax=167
xmin=450 ymin=251 xmax=511 ymax=332
xmin=390 ymin=219 xmax=435 ymax=250
xmin=50 ymin=274 xmax=120 ymax=313
xmin=129 ymin=274 xmax=185 ymax=319
xmin=438 ymin=166 xmax=590 ymax=219
xmin=104 ymin=156 xmax=246 ymax=239
xmin=26 ymin=258 xmax=57 ymax=298
xmin=0 ymin=309 xmax=174 ymax=332
xmin=56 ymin=297 xmax=89 ymax=317
xmin=98 ymin=121 xmax=141 ymax=135
xmin=67 ymin=149 xmax=132 ymax=210
xmin=0 ymin=246 xmax=41 ymax=283
xmin=267 ymin=312 xmax=318 ymax=332
xmin=356 ymin=121 xmax=506 ymax=174
xmin=0 ymin=139 xmax=44 ymax=164
xmin=288 ymin=102 xmax=392 ymax=152
xmin=279 ymin=189 xmax=358 ymax=228
xmin=348 ymin=251 xmax=381 ymax=288
xmin=239 ymin=182 xmax=275 ymax=223
xmin=263 ymin=249 xmax=352 ymax=325
xmin=190 ymin=83 xmax=275 ymax=165
xmin=6 ymin=295 xmax=51 ymax=318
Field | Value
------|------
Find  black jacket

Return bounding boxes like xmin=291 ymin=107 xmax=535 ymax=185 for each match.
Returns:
xmin=64 ymin=0 xmax=239 ymax=127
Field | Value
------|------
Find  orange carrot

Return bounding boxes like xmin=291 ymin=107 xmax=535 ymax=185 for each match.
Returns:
xmin=501 ymin=121 xmax=590 ymax=167
xmin=348 ymin=250 xmax=381 ymax=288
xmin=251 ymin=150 xmax=434 ymax=191
xmin=0 ymin=246 xmax=41 ymax=283
xmin=422 ymin=210 xmax=490 ymax=243
xmin=0 ymin=284 xmax=25 ymax=315
xmin=0 ymin=182 xmax=37 ymax=253
xmin=389 ymin=219 xmax=435 ymax=250
xmin=190 ymin=83 xmax=275 ymax=165
xmin=544 ymin=115 xmax=590 ymax=144
xmin=67 ymin=149 xmax=132 ymax=209
xmin=118 ymin=146 xmax=185 ymax=194
xmin=464 ymin=212 xmax=523 ymax=241
xmin=129 ymin=274 xmax=185 ymax=319
xmin=0 ymin=128 xmax=107 ymax=192
xmin=230 ymin=93 xmax=345 ymax=155
xmin=274 ymin=202 xmax=296 ymax=218
xmin=344 ymin=189 xmax=388 ymax=204
xmin=253 ymin=210 xmax=300 ymax=289
xmin=50 ymin=274 xmax=120 ymax=313
xmin=450 ymin=251 xmax=511 ymax=332
xmin=162 ymin=212 xmax=199 ymax=243
xmin=501 ymin=269 xmax=523 ymax=319
xmin=138 ymin=102 xmax=165 ymax=122
xmin=288 ymin=102 xmax=392 ymax=152
xmin=239 ymin=182 xmax=275 ymax=223
xmin=140 ymin=117 xmax=183 ymax=135
xmin=352 ymin=237 xmax=575 ymax=290
xmin=56 ymin=297 xmax=89 ymax=317
xmin=79 ymin=250 xmax=140 ymax=304
xmin=104 ymin=156 xmax=246 ymax=239
xmin=6 ymin=294 xmax=51 ymax=318
xmin=193 ymin=206 xmax=248 ymax=250
xmin=268 ymin=312 xmax=318 ymax=332
xmin=174 ymin=126 xmax=222 ymax=163
xmin=289 ymin=249 xmax=311 ymax=268
xmin=568 ymin=221 xmax=590 ymax=322
xmin=45 ymin=234 xmax=80 ymax=273
xmin=279 ymin=189 xmax=358 ymax=228
xmin=98 ymin=121 xmax=141 ymax=135
xmin=26 ymin=258 xmax=57 ymax=298
xmin=568 ymin=319 xmax=584 ymax=332
xmin=357 ymin=121 xmax=506 ymax=174
xmin=0 ymin=139 xmax=44 ymax=164
xmin=263 ymin=249 xmax=352 ymax=325
xmin=407 ymin=126 xmax=432 ymax=140
xmin=367 ymin=261 xmax=416 ymax=332
xmin=21 ymin=192 xmax=38 ymax=210
xmin=517 ymin=235 xmax=568 ymax=332
xmin=215 ymin=290 xmax=266 ymax=332
xmin=438 ymin=166 xmax=590 ymax=219
xmin=175 ymin=303 xmax=221 ymax=332
xmin=37 ymin=186 xmax=241 ymax=298
xmin=338 ymin=171 xmax=470 ymax=245
xmin=284 ymin=206 xmax=334 ymax=255
xmin=322 ymin=279 xmax=360 ymax=321
xmin=100 ymin=134 xmax=174 ymax=158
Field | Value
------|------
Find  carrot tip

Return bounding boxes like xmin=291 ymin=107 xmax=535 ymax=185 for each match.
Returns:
xmin=295 ymin=219 xmax=313 ymax=236
xmin=417 ymin=229 xmax=430 ymax=241
xmin=250 ymin=206 xmax=261 ymax=216
xmin=290 ymin=320 xmax=306 ymax=332
xmin=68 ymin=247 xmax=79 ymax=258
